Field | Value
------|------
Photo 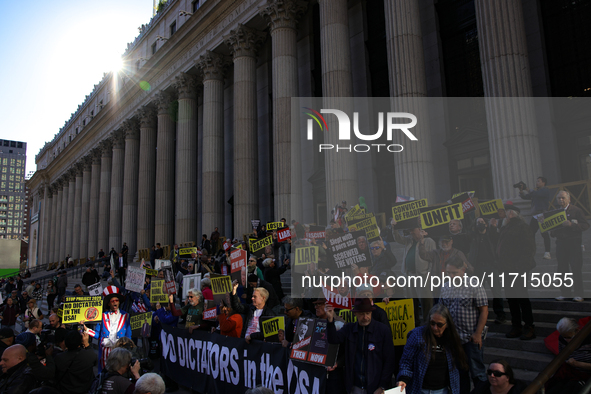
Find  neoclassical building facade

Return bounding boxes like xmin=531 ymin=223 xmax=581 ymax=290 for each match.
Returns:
xmin=26 ymin=0 xmax=591 ymax=265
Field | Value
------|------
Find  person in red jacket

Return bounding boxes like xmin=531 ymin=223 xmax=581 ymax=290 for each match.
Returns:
xmin=217 ymin=299 xmax=243 ymax=338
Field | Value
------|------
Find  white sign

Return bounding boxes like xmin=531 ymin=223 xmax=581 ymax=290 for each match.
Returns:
xmin=182 ymin=273 xmax=202 ymax=301
xmin=125 ymin=266 xmax=146 ymax=293
xmin=154 ymin=259 xmax=171 ymax=271
xmin=87 ymin=282 xmax=103 ymax=297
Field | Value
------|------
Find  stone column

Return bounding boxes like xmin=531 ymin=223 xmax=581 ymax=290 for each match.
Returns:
xmin=50 ymin=183 xmax=61 ymax=264
xmin=136 ymin=106 xmax=157 ymax=251
xmin=80 ymin=157 xmax=92 ymax=260
xmin=88 ymin=150 xmax=101 ymax=258
xmin=174 ymin=73 xmax=198 ymax=244
xmin=65 ymin=171 xmax=76 ymax=258
xmin=317 ymin=0 xmax=358 ymax=211
xmin=154 ymin=91 xmax=176 ymax=247
xmin=42 ymin=183 xmax=52 ymax=265
xmin=98 ymin=140 xmax=112 ymax=252
xmin=260 ymin=0 xmax=307 ymax=222
xmin=475 ymin=0 xmax=542 ymax=200
xmin=225 ymin=25 xmax=266 ymax=236
xmin=109 ymin=130 xmax=126 ymax=252
xmin=72 ymin=165 xmax=83 ymax=260
xmin=384 ymin=0 xmax=435 ymax=201
xmin=121 ymin=119 xmax=140 ymax=261
xmin=196 ymin=51 xmax=228 ymax=236
xmin=59 ymin=176 xmax=70 ymax=263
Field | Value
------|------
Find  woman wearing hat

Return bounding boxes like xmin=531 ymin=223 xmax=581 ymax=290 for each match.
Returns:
xmin=23 ymin=299 xmax=43 ymax=329
xmin=396 ymin=304 xmax=467 ymax=394
xmin=82 ymin=285 xmax=131 ymax=372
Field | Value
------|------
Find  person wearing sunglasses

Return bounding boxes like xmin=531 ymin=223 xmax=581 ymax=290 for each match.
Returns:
xmin=396 ymin=304 xmax=468 ymax=394
xmin=471 ymin=359 xmax=525 ymax=394
xmin=369 ymin=239 xmax=398 ymax=277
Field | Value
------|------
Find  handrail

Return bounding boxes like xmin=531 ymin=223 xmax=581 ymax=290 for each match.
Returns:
xmin=523 ymin=319 xmax=591 ymax=394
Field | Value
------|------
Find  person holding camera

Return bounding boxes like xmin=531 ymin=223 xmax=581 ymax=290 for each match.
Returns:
xmin=519 ymin=176 xmax=553 ymax=259
xmin=54 ymin=330 xmax=97 ymax=394
xmin=89 ymin=348 xmax=140 ymax=394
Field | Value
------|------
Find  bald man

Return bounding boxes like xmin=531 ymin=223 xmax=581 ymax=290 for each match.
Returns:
xmin=0 ymin=344 xmax=38 ymax=393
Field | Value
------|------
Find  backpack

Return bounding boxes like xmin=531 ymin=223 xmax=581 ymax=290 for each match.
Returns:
xmin=88 ymin=371 xmax=112 ymax=394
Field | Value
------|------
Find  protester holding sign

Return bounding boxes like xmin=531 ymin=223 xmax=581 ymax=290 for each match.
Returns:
xmin=520 ymin=176 xmax=553 ymax=259
xmin=247 ymin=255 xmax=264 ymax=281
xmin=369 ymin=239 xmax=397 ymax=277
xmin=552 ymin=191 xmax=590 ymax=302
xmin=230 ymin=281 xmax=276 ymax=342
xmin=325 ymin=299 xmax=395 ymax=394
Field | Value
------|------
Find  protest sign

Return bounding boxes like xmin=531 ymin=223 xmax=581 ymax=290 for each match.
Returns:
xmin=478 ymin=199 xmax=504 ymax=218
xmin=125 ymin=266 xmax=146 ymax=293
xmin=451 ymin=192 xmax=476 ymax=214
xmin=261 ymin=316 xmax=285 ymax=342
xmin=202 ymin=307 xmax=217 ymax=322
xmin=210 ymin=274 xmax=232 ymax=306
xmin=150 ymin=279 xmax=168 ymax=304
xmin=452 ymin=191 xmax=475 ymax=199
xmin=160 ymin=324 xmax=326 ymax=393
xmin=290 ymin=318 xmax=338 ymax=367
xmin=153 ymin=259 xmax=170 ymax=271
xmin=179 ymin=247 xmax=197 ymax=257
xmin=250 ymin=236 xmax=273 ymax=257
xmin=375 ymin=299 xmax=415 ymax=346
xmin=322 ymin=286 xmax=352 ymax=310
xmin=223 ymin=239 xmax=232 ymax=251
xmin=338 ymin=309 xmax=357 ymax=323
xmin=251 ymin=219 xmax=260 ymax=230
xmin=345 ymin=204 xmax=364 ymax=220
xmin=327 ymin=230 xmax=370 ymax=270
xmin=230 ymin=249 xmax=248 ymax=287
xmin=419 ymin=203 xmax=464 ymax=236
xmin=293 ymin=246 xmax=319 ymax=273
xmin=266 ymin=221 xmax=284 ymax=232
xmin=162 ymin=264 xmax=177 ymax=294
xmin=277 ymin=227 xmax=291 ymax=242
xmin=87 ymin=282 xmax=103 ymax=297
xmin=62 ymin=296 xmax=103 ymax=323
xmin=130 ymin=312 xmax=153 ymax=337
xmin=305 ymin=225 xmax=326 ymax=241
xmin=346 ymin=215 xmax=380 ymax=243
xmin=538 ymin=209 xmax=567 ymax=233
xmin=182 ymin=274 xmax=202 ymax=301
xmin=143 ymin=267 xmax=158 ymax=277
xmin=392 ymin=199 xmax=428 ymax=229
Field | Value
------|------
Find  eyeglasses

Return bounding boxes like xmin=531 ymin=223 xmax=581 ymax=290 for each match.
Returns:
xmin=187 ymin=295 xmax=195 ymax=298
xmin=370 ymin=246 xmax=381 ymax=250
xmin=284 ymin=306 xmax=297 ymax=313
xmin=487 ymin=370 xmax=507 ymax=377
xmin=430 ymin=321 xmax=447 ymax=328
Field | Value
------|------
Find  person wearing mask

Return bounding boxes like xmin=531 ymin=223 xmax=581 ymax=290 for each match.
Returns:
xmin=54 ymin=330 xmax=97 ymax=394
xmin=325 ymin=298 xmax=396 ymax=394
xmin=396 ymin=304 xmax=468 ymax=394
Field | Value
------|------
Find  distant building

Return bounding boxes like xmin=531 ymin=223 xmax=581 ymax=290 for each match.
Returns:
xmin=0 ymin=139 xmax=27 ymax=240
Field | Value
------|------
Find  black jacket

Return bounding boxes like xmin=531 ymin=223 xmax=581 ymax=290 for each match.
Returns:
xmin=327 ymin=319 xmax=396 ymax=394
xmin=497 ymin=217 xmax=536 ymax=273
xmin=0 ymin=360 xmax=38 ymax=394
xmin=230 ymin=293 xmax=276 ymax=340
xmin=264 ymin=264 xmax=288 ymax=301
xmin=55 ymin=347 xmax=98 ymax=394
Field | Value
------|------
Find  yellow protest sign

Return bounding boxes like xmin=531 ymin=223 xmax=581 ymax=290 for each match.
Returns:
xmin=420 ymin=203 xmax=464 ymax=229
xmin=211 ymin=275 xmax=233 ymax=295
xmin=452 ymin=191 xmax=474 ymax=199
xmin=250 ymin=236 xmax=273 ymax=253
xmin=266 ymin=222 xmax=284 ymax=231
xmin=179 ymin=247 xmax=197 ymax=255
xmin=130 ymin=312 xmax=153 ymax=337
xmin=539 ymin=210 xmax=567 ymax=233
xmin=294 ymin=246 xmax=319 ymax=265
xmin=478 ymin=199 xmax=503 ymax=216
xmin=375 ymin=299 xmax=415 ymax=346
xmin=347 ymin=216 xmax=380 ymax=241
xmin=392 ymin=199 xmax=428 ymax=222
xmin=62 ymin=296 xmax=103 ymax=323
xmin=338 ymin=309 xmax=357 ymax=323
xmin=150 ymin=279 xmax=168 ymax=304
xmin=345 ymin=204 xmax=364 ymax=220
xmin=262 ymin=316 xmax=285 ymax=338
xmin=143 ymin=267 xmax=158 ymax=277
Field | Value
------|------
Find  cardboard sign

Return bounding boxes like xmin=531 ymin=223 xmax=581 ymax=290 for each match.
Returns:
xmin=125 ymin=266 xmax=146 ymax=293
xmin=327 ymin=230 xmax=370 ymax=270
xmin=338 ymin=309 xmax=357 ymax=323
xmin=452 ymin=191 xmax=475 ymax=199
xmin=277 ymin=227 xmax=292 ymax=242
xmin=88 ymin=282 xmax=103 ymax=297
xmin=153 ymin=259 xmax=171 ymax=271
xmin=210 ymin=274 xmax=232 ymax=306
xmin=230 ymin=249 xmax=248 ymax=287
xmin=305 ymin=225 xmax=326 ymax=241
xmin=294 ymin=246 xmax=319 ymax=273
xmin=179 ymin=247 xmax=197 ymax=257
xmin=163 ymin=265 xmax=176 ymax=295
xmin=345 ymin=204 xmax=364 ymax=220
xmin=375 ymin=299 xmax=415 ymax=346
xmin=203 ymin=307 xmax=217 ymax=321
xmin=251 ymin=219 xmax=260 ymax=230
xmin=223 ymin=239 xmax=232 ymax=251
xmin=266 ymin=222 xmax=285 ymax=232
xmin=392 ymin=199 xmax=428 ymax=224
xmin=538 ymin=209 xmax=567 ymax=233
xmin=143 ymin=267 xmax=158 ymax=277
xmin=478 ymin=199 xmax=504 ymax=217
xmin=322 ymin=286 xmax=352 ymax=310
xmin=150 ymin=279 xmax=168 ymax=304
xmin=62 ymin=296 xmax=103 ymax=323
xmin=451 ymin=193 xmax=475 ymax=214
xmin=250 ymin=236 xmax=273 ymax=256
xmin=182 ymin=274 xmax=202 ymax=301
xmin=261 ymin=316 xmax=285 ymax=342
xmin=420 ymin=203 xmax=464 ymax=229
xmin=346 ymin=215 xmax=380 ymax=243
xmin=290 ymin=318 xmax=338 ymax=367
xmin=130 ymin=312 xmax=153 ymax=337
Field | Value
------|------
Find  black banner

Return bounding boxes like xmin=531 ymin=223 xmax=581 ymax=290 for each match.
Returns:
xmin=161 ymin=324 xmax=327 ymax=394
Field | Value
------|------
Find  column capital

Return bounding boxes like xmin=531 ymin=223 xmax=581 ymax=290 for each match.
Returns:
xmin=111 ymin=129 xmax=126 ymax=149
xmin=74 ymin=162 xmax=84 ymax=177
xmin=155 ymin=91 xmax=174 ymax=115
xmin=137 ymin=105 xmax=157 ymax=128
xmin=260 ymin=0 xmax=308 ymax=32
xmin=37 ymin=188 xmax=44 ymax=199
xmin=90 ymin=148 xmax=102 ymax=165
xmin=99 ymin=139 xmax=113 ymax=158
xmin=224 ymin=24 xmax=267 ymax=59
xmin=196 ymin=51 xmax=230 ymax=82
xmin=174 ymin=73 xmax=199 ymax=100
xmin=81 ymin=155 xmax=93 ymax=172
xmin=123 ymin=118 xmax=140 ymax=140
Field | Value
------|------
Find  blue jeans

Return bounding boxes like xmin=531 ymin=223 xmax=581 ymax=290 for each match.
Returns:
xmin=460 ymin=342 xmax=486 ymax=393
xmin=421 ymin=388 xmax=448 ymax=394
xmin=279 ymin=242 xmax=290 ymax=263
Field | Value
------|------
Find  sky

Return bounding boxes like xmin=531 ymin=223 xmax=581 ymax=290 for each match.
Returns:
xmin=0 ymin=1 xmax=155 ymax=176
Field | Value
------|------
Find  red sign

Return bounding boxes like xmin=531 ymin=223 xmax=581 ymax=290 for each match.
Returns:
xmin=223 ymin=239 xmax=232 ymax=251
xmin=461 ymin=197 xmax=475 ymax=213
xmin=203 ymin=307 xmax=217 ymax=320
xmin=305 ymin=231 xmax=325 ymax=240
xmin=277 ymin=227 xmax=291 ymax=242
xmin=323 ymin=286 xmax=352 ymax=310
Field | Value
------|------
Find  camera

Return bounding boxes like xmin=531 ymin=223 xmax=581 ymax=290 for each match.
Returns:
xmin=130 ymin=357 xmax=154 ymax=372
xmin=513 ymin=181 xmax=527 ymax=191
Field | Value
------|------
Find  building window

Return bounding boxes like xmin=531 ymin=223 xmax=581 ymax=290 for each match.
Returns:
xmin=192 ymin=0 xmax=200 ymax=12
xmin=17 ymin=142 xmax=22 ymax=149
xmin=152 ymin=42 xmax=157 ymax=55
xmin=2 ymin=141 xmax=7 ymax=147
xmin=170 ymin=21 xmax=177 ymax=36
xmin=82 ymin=119 xmax=86 ymax=126
xmin=90 ymin=110 xmax=94 ymax=117
xmin=10 ymin=141 xmax=15 ymax=148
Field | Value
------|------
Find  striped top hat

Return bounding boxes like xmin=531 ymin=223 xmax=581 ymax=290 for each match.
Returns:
xmin=102 ymin=285 xmax=125 ymax=308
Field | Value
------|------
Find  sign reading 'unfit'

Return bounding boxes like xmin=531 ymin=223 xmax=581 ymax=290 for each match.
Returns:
xmin=479 ymin=199 xmax=504 ymax=216
xmin=420 ymin=203 xmax=464 ymax=229
xmin=392 ymin=199 xmax=428 ymax=222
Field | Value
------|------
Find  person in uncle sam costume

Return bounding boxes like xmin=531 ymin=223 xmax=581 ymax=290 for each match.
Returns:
xmin=82 ymin=285 xmax=132 ymax=372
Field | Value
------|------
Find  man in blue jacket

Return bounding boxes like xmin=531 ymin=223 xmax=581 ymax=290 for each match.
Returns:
xmin=520 ymin=176 xmax=552 ymax=259
xmin=326 ymin=298 xmax=395 ymax=394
